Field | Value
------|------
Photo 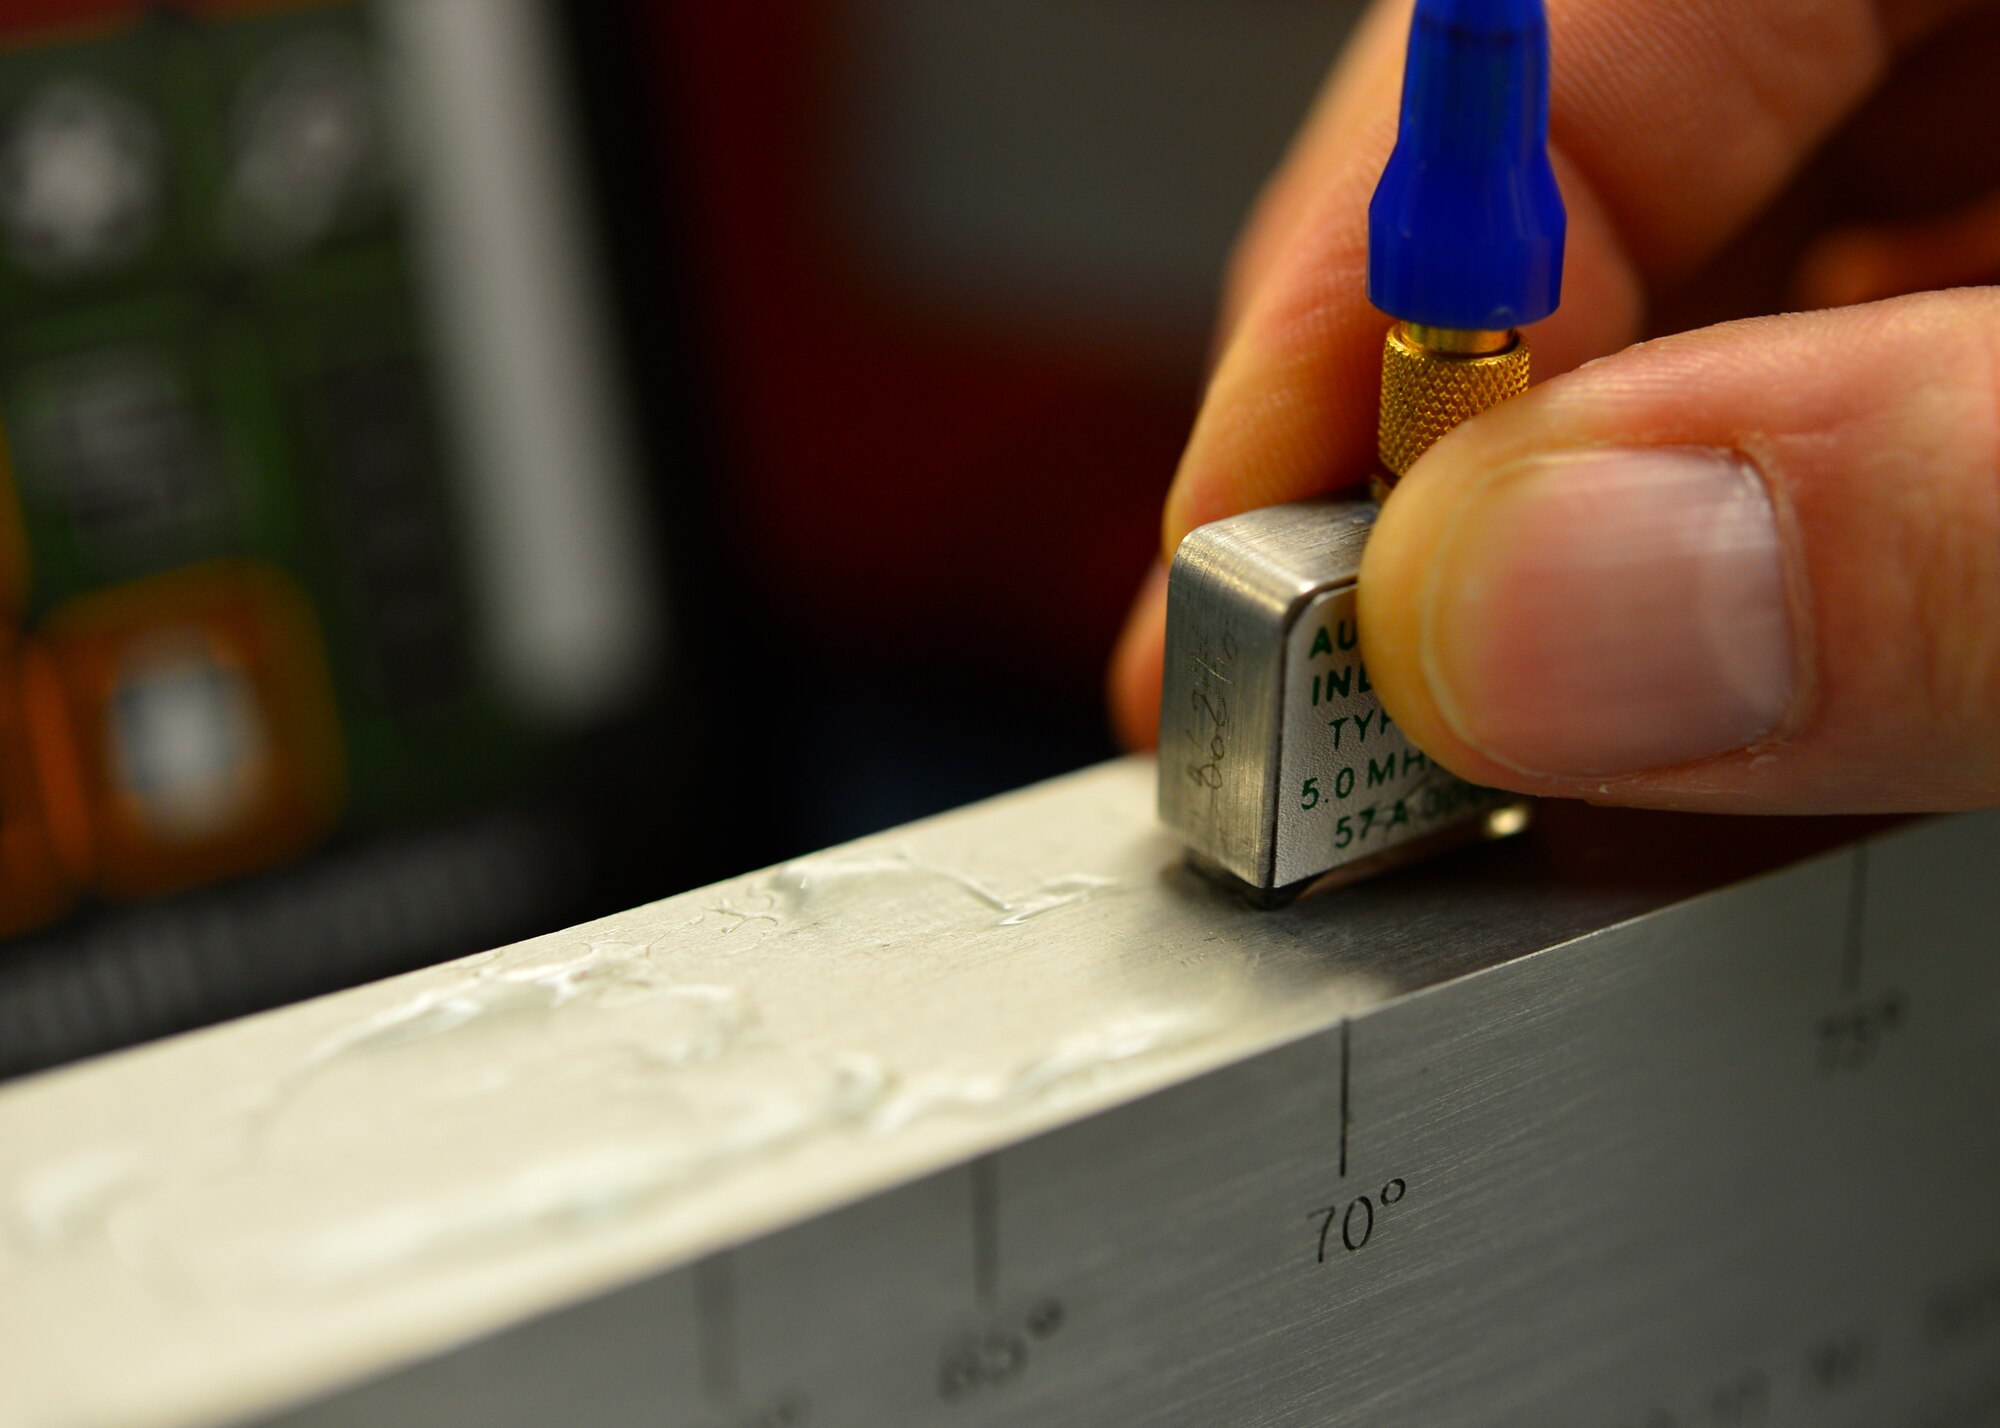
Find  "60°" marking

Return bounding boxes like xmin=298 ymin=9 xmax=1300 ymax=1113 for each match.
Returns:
xmin=1310 ymin=1178 xmax=1406 ymax=1264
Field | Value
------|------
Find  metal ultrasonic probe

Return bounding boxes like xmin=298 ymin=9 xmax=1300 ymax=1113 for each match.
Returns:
xmin=1159 ymin=0 xmax=1567 ymax=900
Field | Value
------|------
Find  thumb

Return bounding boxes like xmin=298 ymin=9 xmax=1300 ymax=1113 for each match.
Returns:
xmin=1360 ymin=289 xmax=2000 ymax=814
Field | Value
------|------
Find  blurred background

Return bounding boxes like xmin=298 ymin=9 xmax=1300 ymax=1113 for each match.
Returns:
xmin=0 ymin=0 xmax=1366 ymax=1077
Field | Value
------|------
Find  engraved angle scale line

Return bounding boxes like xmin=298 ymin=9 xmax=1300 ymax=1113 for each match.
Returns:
xmin=694 ymin=1252 xmax=740 ymax=1410
xmin=1840 ymin=845 xmax=1868 ymax=999
xmin=971 ymin=1155 xmax=999 ymax=1310
xmin=1313 ymin=1016 xmax=1412 ymax=1268
xmin=1819 ymin=842 xmax=1906 ymax=1074
xmin=1339 ymin=1018 xmax=1350 ymax=1180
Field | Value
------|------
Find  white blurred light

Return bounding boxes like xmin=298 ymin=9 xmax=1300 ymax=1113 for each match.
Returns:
xmin=1 ymin=79 xmax=161 ymax=276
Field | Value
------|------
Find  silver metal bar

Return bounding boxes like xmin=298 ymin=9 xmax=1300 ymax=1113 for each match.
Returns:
xmin=3 ymin=759 xmax=1995 ymax=1426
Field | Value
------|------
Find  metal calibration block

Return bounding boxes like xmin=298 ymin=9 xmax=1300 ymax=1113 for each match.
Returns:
xmin=1 ymin=762 xmax=1996 ymax=1427
xmin=1158 ymin=498 xmax=1521 ymax=901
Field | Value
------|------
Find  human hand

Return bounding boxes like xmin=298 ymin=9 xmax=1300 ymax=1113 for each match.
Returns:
xmin=1110 ymin=0 xmax=2000 ymax=813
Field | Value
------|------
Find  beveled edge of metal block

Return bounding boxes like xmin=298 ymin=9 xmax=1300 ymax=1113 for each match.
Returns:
xmin=1158 ymin=499 xmax=1378 ymax=888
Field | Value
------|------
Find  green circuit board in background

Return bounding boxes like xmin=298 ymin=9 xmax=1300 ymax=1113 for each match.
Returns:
xmin=0 ymin=0 xmax=539 ymax=872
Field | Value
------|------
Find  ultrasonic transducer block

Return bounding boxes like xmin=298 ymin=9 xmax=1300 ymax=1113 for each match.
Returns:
xmin=1158 ymin=499 xmax=1519 ymax=900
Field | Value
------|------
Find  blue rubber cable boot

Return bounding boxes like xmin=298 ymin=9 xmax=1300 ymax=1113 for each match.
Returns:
xmin=1368 ymin=0 xmax=1567 ymax=332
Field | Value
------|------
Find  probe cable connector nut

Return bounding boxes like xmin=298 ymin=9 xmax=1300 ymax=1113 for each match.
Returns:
xmin=1375 ymin=322 xmax=1531 ymax=495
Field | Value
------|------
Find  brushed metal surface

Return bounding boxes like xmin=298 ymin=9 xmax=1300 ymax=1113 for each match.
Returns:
xmin=1158 ymin=498 xmax=1504 ymax=893
xmin=269 ymin=810 xmax=2000 ymax=1427
xmin=0 ymin=758 xmax=1989 ymax=1427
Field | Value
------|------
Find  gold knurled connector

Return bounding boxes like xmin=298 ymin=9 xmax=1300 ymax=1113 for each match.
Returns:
xmin=1376 ymin=323 xmax=1531 ymax=488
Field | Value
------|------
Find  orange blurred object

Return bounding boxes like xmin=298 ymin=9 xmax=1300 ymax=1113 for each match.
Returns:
xmin=0 ymin=423 xmax=36 ymax=626
xmin=30 ymin=562 xmax=343 ymax=899
xmin=0 ymin=646 xmax=77 ymax=936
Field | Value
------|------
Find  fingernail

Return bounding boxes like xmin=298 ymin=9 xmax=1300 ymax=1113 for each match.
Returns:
xmin=1423 ymin=446 xmax=1798 ymax=778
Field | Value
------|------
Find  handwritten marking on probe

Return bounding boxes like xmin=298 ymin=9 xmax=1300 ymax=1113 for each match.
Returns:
xmin=1182 ymin=632 xmax=1238 ymax=793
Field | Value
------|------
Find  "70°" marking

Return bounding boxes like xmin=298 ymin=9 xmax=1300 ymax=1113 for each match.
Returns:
xmin=1310 ymin=1178 xmax=1407 ymax=1264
